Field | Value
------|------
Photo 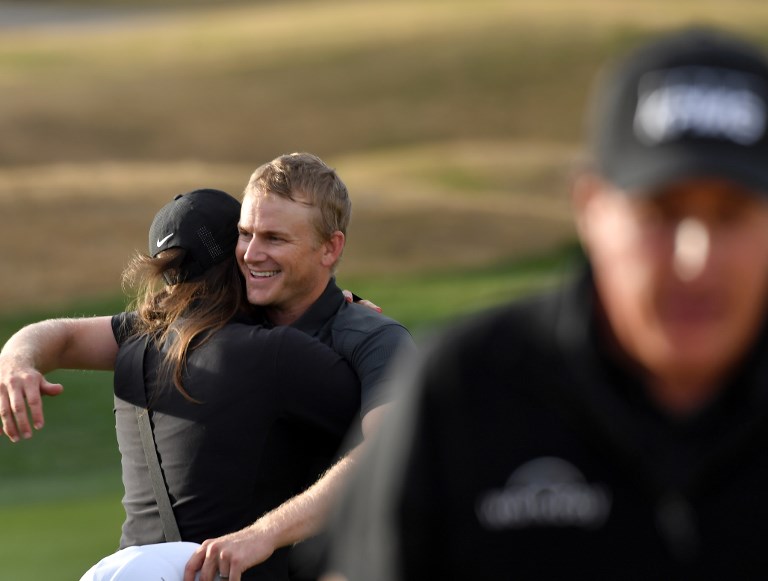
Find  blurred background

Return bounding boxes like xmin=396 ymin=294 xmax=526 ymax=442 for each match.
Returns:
xmin=1 ymin=0 xmax=768 ymax=577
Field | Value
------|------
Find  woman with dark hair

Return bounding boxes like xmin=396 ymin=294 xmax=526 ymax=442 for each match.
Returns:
xmin=1 ymin=189 xmax=360 ymax=580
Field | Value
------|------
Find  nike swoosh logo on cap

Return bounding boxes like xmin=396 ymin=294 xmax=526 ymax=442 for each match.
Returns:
xmin=156 ymin=233 xmax=174 ymax=247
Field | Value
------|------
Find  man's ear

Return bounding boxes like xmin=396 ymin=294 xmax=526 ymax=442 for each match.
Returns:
xmin=321 ymin=231 xmax=346 ymax=268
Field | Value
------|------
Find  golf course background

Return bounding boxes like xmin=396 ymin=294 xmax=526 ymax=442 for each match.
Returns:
xmin=2 ymin=1 xmax=768 ymax=577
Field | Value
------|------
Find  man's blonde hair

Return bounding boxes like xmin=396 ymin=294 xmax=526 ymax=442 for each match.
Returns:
xmin=244 ymin=152 xmax=352 ymax=243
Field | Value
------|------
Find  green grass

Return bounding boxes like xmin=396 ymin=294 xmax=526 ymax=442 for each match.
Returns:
xmin=0 ymin=248 xmax=577 ymax=579
xmin=0 ymin=370 xmax=125 ymax=580
xmin=338 ymin=242 xmax=584 ymax=337
xmin=0 ymin=494 xmax=125 ymax=579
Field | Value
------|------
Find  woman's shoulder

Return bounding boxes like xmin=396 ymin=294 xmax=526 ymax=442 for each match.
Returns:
xmin=211 ymin=320 xmax=274 ymax=345
xmin=213 ymin=322 xmax=342 ymax=365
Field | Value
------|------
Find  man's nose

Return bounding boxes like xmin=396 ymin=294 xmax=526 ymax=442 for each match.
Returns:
xmin=243 ymin=238 xmax=268 ymax=262
xmin=673 ymin=217 xmax=710 ymax=281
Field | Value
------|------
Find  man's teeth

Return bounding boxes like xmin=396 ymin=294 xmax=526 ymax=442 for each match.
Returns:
xmin=250 ymin=270 xmax=279 ymax=278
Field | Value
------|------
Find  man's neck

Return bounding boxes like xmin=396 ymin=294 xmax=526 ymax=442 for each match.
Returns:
xmin=595 ymin=302 xmax=728 ymax=417
xmin=645 ymin=374 xmax=724 ymax=417
xmin=267 ymin=308 xmax=303 ymax=327
xmin=265 ymin=278 xmax=332 ymax=327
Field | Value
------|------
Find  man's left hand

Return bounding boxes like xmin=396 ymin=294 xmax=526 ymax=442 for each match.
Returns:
xmin=342 ymin=289 xmax=382 ymax=313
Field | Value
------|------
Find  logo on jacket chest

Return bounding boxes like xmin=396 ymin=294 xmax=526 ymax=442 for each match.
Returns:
xmin=476 ymin=457 xmax=612 ymax=530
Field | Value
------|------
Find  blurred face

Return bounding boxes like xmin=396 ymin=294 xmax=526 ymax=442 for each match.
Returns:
xmin=236 ymin=192 xmax=342 ymax=325
xmin=575 ymin=176 xmax=768 ymax=394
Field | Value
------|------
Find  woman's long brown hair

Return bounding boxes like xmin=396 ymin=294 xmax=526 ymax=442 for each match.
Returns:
xmin=121 ymin=248 xmax=246 ymax=402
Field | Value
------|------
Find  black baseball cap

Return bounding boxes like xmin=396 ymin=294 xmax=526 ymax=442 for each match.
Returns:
xmin=148 ymin=188 xmax=241 ymax=284
xmin=590 ymin=27 xmax=768 ymax=195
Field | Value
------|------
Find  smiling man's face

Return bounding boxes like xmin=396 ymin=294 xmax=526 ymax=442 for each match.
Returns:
xmin=236 ymin=191 xmax=339 ymax=325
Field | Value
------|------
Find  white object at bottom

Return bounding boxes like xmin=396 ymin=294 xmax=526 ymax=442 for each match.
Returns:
xmin=79 ymin=542 xmax=224 ymax=581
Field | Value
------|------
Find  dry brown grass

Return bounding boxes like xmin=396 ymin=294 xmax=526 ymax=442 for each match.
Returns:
xmin=3 ymin=0 xmax=767 ymax=166
xmin=3 ymin=0 xmax=768 ymax=311
xmin=0 ymin=140 xmax=576 ymax=309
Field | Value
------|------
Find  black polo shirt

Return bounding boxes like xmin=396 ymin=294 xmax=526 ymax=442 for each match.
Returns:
xmin=286 ymin=278 xmax=414 ymax=579
xmin=291 ymin=278 xmax=414 ymax=418
xmin=326 ymin=267 xmax=768 ymax=580
xmin=111 ymin=313 xmax=360 ymax=580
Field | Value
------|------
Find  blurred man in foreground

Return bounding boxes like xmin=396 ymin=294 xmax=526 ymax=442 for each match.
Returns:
xmin=321 ymin=28 xmax=768 ymax=580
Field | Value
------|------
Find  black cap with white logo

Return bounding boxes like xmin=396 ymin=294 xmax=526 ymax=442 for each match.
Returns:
xmin=148 ymin=188 xmax=241 ymax=284
xmin=590 ymin=27 xmax=768 ymax=194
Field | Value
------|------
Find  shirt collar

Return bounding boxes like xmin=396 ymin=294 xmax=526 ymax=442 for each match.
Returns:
xmin=290 ymin=277 xmax=344 ymax=336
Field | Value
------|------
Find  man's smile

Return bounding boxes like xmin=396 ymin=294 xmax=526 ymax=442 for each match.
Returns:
xmin=248 ymin=269 xmax=281 ymax=279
